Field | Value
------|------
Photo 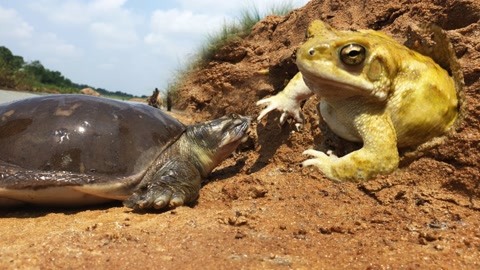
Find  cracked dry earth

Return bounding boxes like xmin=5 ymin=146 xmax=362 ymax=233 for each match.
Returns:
xmin=1 ymin=0 xmax=479 ymax=269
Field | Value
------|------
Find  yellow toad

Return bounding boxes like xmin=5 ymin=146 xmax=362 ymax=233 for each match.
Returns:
xmin=257 ymin=20 xmax=458 ymax=181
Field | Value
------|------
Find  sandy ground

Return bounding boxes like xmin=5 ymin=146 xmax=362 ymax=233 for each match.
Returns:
xmin=1 ymin=0 xmax=479 ymax=269
xmin=0 ymin=90 xmax=38 ymax=104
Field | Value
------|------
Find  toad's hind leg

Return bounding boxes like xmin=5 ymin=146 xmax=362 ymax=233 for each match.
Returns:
xmin=302 ymin=109 xmax=399 ymax=181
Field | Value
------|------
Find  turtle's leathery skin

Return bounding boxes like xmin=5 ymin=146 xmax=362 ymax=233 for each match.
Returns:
xmin=0 ymin=95 xmax=250 ymax=210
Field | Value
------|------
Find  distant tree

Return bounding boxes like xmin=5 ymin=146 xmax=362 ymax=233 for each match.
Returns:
xmin=0 ymin=45 xmax=140 ymax=97
xmin=23 ymin=60 xmax=46 ymax=81
xmin=22 ymin=60 xmax=73 ymax=87
xmin=0 ymin=46 xmax=24 ymax=88
xmin=11 ymin=55 xmax=24 ymax=70
xmin=0 ymin=47 xmax=13 ymax=62
xmin=0 ymin=46 xmax=24 ymax=69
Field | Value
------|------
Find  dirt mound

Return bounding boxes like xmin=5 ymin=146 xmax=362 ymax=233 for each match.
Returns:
xmin=173 ymin=0 xmax=480 ymax=267
xmin=1 ymin=0 xmax=479 ymax=268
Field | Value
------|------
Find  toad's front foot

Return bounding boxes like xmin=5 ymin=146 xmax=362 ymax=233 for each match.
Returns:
xmin=256 ymin=72 xmax=313 ymax=126
xmin=256 ymin=92 xmax=304 ymax=125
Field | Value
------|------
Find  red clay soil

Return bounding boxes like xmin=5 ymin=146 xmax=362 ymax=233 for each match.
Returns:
xmin=1 ymin=0 xmax=479 ymax=269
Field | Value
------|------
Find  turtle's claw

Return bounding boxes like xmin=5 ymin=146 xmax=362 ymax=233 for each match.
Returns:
xmin=153 ymin=199 xmax=168 ymax=209
xmin=153 ymin=190 xmax=172 ymax=209
xmin=124 ymin=162 xmax=201 ymax=210
xmin=124 ymin=179 xmax=199 ymax=211
xmin=137 ymin=200 xmax=150 ymax=209
xmin=125 ymin=187 xmax=182 ymax=210
xmin=169 ymin=196 xmax=185 ymax=207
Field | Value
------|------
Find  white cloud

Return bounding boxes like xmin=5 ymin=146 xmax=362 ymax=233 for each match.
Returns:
xmin=0 ymin=4 xmax=78 ymax=65
xmin=27 ymin=0 xmax=91 ymax=25
xmin=3 ymin=0 xmax=311 ymax=96
xmin=34 ymin=33 xmax=78 ymax=58
xmin=90 ymin=21 xmax=139 ymax=49
xmin=27 ymin=0 xmax=130 ymax=25
xmin=176 ymin=0 xmax=309 ymax=16
xmin=176 ymin=0 xmax=242 ymax=13
xmin=0 ymin=5 xmax=34 ymax=39
xmin=89 ymin=0 xmax=127 ymax=12
xmin=144 ymin=8 xmax=228 ymax=59
xmin=27 ymin=0 xmax=140 ymax=50
xmin=143 ymin=0 xmax=310 ymax=51
xmin=145 ymin=8 xmax=226 ymax=39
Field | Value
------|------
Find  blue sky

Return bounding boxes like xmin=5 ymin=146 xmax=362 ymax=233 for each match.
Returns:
xmin=0 ymin=0 xmax=309 ymax=96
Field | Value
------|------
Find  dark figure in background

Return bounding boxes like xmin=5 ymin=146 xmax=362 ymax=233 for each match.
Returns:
xmin=166 ymin=91 xmax=172 ymax=112
xmin=147 ymin=88 xmax=163 ymax=108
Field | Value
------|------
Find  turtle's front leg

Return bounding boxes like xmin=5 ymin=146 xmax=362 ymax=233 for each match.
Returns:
xmin=124 ymin=159 xmax=201 ymax=210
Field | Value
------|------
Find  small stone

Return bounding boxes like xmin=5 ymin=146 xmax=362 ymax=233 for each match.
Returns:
xmin=234 ymin=231 xmax=246 ymax=239
xmin=319 ymin=227 xmax=332 ymax=234
xmin=250 ymin=186 xmax=268 ymax=198
xmin=293 ymin=229 xmax=307 ymax=240
xmin=254 ymin=47 xmax=265 ymax=55
xmin=228 ymin=216 xmax=248 ymax=227
xmin=419 ymin=232 xmax=440 ymax=242
xmin=419 ymin=237 xmax=428 ymax=245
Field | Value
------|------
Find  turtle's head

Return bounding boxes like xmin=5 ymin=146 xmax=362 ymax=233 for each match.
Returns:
xmin=185 ymin=114 xmax=250 ymax=176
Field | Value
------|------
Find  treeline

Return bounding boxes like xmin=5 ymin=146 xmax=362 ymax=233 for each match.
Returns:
xmin=0 ymin=46 xmax=135 ymax=98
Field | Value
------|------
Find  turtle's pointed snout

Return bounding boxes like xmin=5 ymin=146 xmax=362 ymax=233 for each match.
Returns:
xmin=226 ymin=114 xmax=251 ymax=132
xmin=216 ymin=114 xmax=251 ymax=148
xmin=236 ymin=115 xmax=251 ymax=133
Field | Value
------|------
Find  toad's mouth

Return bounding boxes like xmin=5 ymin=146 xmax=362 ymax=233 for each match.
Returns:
xmin=303 ymin=74 xmax=374 ymax=101
xmin=303 ymin=72 xmax=364 ymax=94
xmin=297 ymin=60 xmax=388 ymax=101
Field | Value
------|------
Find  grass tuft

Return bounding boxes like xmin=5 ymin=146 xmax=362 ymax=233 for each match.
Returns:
xmin=165 ymin=2 xmax=295 ymax=108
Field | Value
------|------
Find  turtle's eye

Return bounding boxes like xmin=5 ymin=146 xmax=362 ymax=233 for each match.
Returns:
xmin=230 ymin=113 xmax=239 ymax=119
xmin=339 ymin=43 xmax=366 ymax=66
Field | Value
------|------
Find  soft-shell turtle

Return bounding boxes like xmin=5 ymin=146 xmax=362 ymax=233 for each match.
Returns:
xmin=0 ymin=95 xmax=250 ymax=210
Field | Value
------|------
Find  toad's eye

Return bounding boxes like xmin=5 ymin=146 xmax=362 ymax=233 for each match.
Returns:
xmin=339 ymin=43 xmax=366 ymax=66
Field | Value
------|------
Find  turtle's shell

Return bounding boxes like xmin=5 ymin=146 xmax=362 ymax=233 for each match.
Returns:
xmin=0 ymin=95 xmax=185 ymax=177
